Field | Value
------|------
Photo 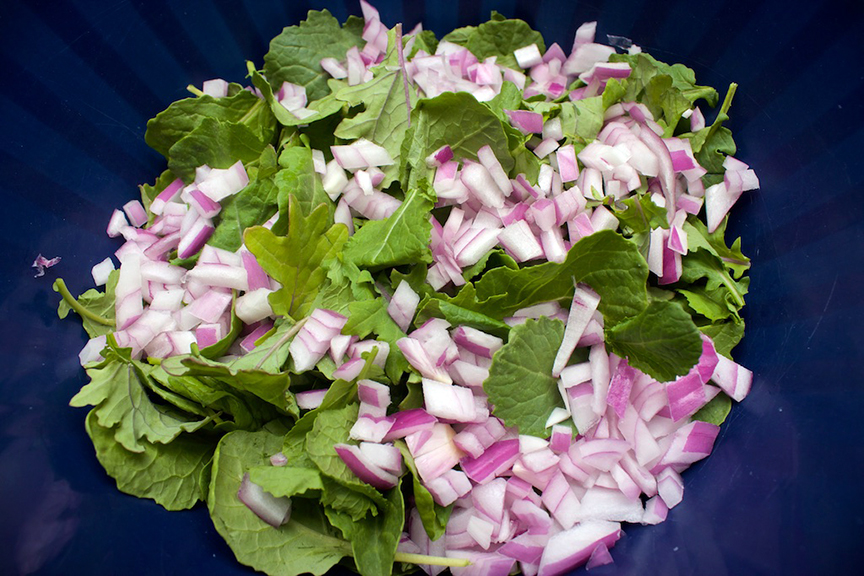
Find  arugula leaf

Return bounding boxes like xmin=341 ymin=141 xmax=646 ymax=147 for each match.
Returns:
xmin=349 ymin=481 xmax=405 ymax=576
xmin=684 ymin=216 xmax=750 ymax=279
xmin=55 ymin=272 xmax=118 ymax=338
xmin=71 ymin=340 xmax=211 ymax=453
xmin=699 ymin=317 xmax=745 ymax=358
xmin=86 ymin=410 xmax=214 ymax=510
xmin=343 ymin=298 xmax=409 ymax=382
xmin=692 ymin=391 xmax=732 ymax=425
xmin=263 ymin=10 xmax=364 ymax=102
xmin=343 ymin=184 xmax=434 ymax=270
xmin=248 ymin=465 xmax=324 ymax=498
xmin=443 ymin=18 xmax=545 ymax=70
xmin=613 ymin=193 xmax=669 ymax=235
xmin=484 ymin=317 xmax=566 ymax=437
xmin=245 ymin=197 xmax=349 ymax=319
xmin=248 ymin=63 xmax=346 ymax=127
xmin=276 ymin=146 xmax=334 ymax=220
xmin=401 ymin=91 xmax=512 ymax=188
xmin=605 ymin=300 xmax=703 ymax=382
xmin=167 ymin=117 xmax=272 ymax=181
xmin=459 ymin=230 xmax=649 ymax=324
xmin=145 ymin=90 xmax=275 ymax=158
xmin=416 ymin=294 xmax=511 ymax=339
xmin=333 ymin=30 xmax=418 ymax=186
xmin=396 ymin=441 xmax=452 ymax=541
xmin=312 ymin=257 xmax=378 ymax=316
xmin=558 ymin=97 xmax=605 ymax=146
xmin=208 ymin=430 xmax=351 ymax=576
xmin=680 ymin=249 xmax=749 ymax=312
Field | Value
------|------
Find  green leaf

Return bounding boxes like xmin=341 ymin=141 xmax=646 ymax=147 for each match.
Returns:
xmin=276 ymin=146 xmax=334 ymax=221
xmin=683 ymin=216 xmax=750 ymax=279
xmin=613 ymin=194 xmax=670 ymax=235
xmin=263 ymin=10 xmax=364 ymax=102
xmin=460 ymin=230 xmax=649 ymax=324
xmin=558 ymin=97 xmax=605 ymax=145
xmin=483 ymin=317 xmax=566 ymax=437
xmin=401 ymin=91 xmax=512 ymax=188
xmin=145 ymin=90 xmax=275 ymax=158
xmin=396 ymin=441 xmax=452 ymax=541
xmin=445 ymin=18 xmax=545 ymax=70
xmin=55 ymin=272 xmax=118 ymax=338
xmin=70 ymin=342 xmax=212 ymax=453
xmin=167 ymin=117 xmax=271 ymax=182
xmin=343 ymin=298 xmax=409 ymax=382
xmin=349 ymin=481 xmax=405 ymax=576
xmin=208 ymin=430 xmax=351 ymax=576
xmin=416 ymin=294 xmax=511 ymax=339
xmin=245 ymin=197 xmax=349 ymax=319
xmin=699 ymin=317 xmax=745 ymax=359
xmin=605 ymin=300 xmax=703 ymax=382
xmin=692 ymin=391 xmax=732 ymax=425
xmin=248 ymin=63 xmax=346 ymax=127
xmin=208 ymin=147 xmax=281 ymax=252
xmin=248 ymin=465 xmax=324 ymax=498
xmin=167 ymin=321 xmax=303 ymax=416
xmin=343 ymin=184 xmax=434 ymax=269
xmin=85 ymin=410 xmax=214 ymax=510
xmin=680 ymin=249 xmax=749 ymax=311
xmin=333 ymin=30 xmax=418 ymax=186
xmin=311 ymin=257 xmax=378 ymax=316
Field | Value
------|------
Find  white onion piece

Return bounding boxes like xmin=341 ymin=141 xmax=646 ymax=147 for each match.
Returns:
xmin=235 ymin=288 xmax=274 ymax=324
xmin=296 ymin=389 xmax=328 ymax=410
xmin=334 ymin=443 xmax=398 ymax=489
xmin=238 ymin=473 xmax=292 ymax=528
xmin=197 ymin=161 xmax=249 ymax=202
xmin=91 ymin=257 xmax=115 ymax=286
xmin=553 ymin=285 xmax=601 ymax=376
xmin=79 ymin=335 xmax=107 ymax=366
xmin=202 ymin=78 xmax=229 ymax=98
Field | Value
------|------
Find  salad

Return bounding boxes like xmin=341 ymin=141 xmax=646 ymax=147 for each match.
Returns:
xmin=55 ymin=2 xmax=757 ymax=575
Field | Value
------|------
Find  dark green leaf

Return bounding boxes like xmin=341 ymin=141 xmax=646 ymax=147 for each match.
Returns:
xmin=605 ymin=300 xmax=703 ymax=382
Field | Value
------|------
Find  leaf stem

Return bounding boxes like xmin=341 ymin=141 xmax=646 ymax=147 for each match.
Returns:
xmin=393 ymin=552 xmax=471 ymax=568
xmin=254 ymin=317 xmax=308 ymax=369
xmin=186 ymin=84 xmax=205 ymax=97
xmin=53 ymin=279 xmax=115 ymax=327
xmin=395 ymin=23 xmax=412 ymax=127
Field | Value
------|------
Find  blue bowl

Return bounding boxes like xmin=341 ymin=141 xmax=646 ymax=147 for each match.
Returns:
xmin=2 ymin=1 xmax=863 ymax=575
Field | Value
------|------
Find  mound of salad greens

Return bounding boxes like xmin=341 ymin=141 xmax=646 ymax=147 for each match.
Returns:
xmin=55 ymin=3 xmax=756 ymax=575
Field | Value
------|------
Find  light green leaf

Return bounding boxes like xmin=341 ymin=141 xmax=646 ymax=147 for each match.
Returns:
xmin=245 ymin=197 xmax=349 ymax=319
xmin=86 ymin=410 xmax=214 ymax=510
xmin=484 ymin=317 xmax=566 ymax=437
xmin=334 ymin=30 xmax=418 ymax=186
xmin=343 ymin=184 xmax=434 ymax=269
xmin=167 ymin=117 xmax=271 ymax=182
xmin=71 ymin=342 xmax=211 ymax=453
xmin=145 ymin=90 xmax=275 ymax=158
xmin=209 ymin=430 xmax=351 ymax=576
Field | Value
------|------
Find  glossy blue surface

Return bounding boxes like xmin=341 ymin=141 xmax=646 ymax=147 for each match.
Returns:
xmin=1 ymin=0 xmax=862 ymax=574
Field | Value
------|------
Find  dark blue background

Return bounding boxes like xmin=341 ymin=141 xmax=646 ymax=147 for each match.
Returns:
xmin=1 ymin=1 xmax=862 ymax=574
